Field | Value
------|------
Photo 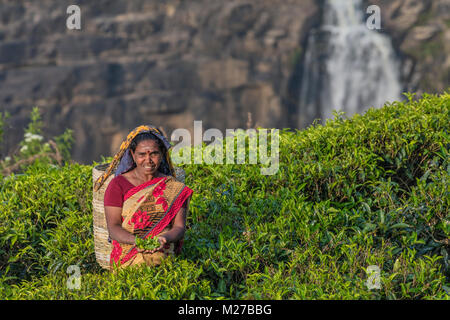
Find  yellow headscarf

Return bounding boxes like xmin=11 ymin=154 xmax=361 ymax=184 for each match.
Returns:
xmin=93 ymin=125 xmax=176 ymax=191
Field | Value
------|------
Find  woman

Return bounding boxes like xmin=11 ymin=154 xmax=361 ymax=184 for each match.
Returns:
xmin=93 ymin=125 xmax=193 ymax=269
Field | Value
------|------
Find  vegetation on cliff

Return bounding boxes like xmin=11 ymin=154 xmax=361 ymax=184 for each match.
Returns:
xmin=0 ymin=92 xmax=448 ymax=299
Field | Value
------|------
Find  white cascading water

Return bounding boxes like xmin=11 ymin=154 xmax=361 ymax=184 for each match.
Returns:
xmin=298 ymin=0 xmax=402 ymax=127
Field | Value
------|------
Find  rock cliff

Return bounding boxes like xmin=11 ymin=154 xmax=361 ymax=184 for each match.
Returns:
xmin=367 ymin=0 xmax=450 ymax=94
xmin=0 ymin=0 xmax=448 ymax=163
xmin=0 ymin=0 xmax=319 ymax=163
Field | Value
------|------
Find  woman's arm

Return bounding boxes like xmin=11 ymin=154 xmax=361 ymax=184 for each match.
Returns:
xmin=104 ymin=206 xmax=136 ymax=245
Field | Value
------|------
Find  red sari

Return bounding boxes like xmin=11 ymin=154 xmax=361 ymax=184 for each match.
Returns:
xmin=109 ymin=175 xmax=193 ymax=269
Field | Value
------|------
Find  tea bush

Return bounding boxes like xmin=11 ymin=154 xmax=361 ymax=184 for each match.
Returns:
xmin=1 ymin=107 xmax=73 ymax=175
xmin=0 ymin=92 xmax=448 ymax=299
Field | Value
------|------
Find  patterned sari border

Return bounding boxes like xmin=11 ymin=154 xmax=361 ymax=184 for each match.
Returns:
xmin=144 ymin=186 xmax=193 ymax=239
xmin=123 ymin=176 xmax=166 ymax=202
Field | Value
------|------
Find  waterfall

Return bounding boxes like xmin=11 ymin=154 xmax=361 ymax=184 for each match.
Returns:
xmin=298 ymin=0 xmax=402 ymax=128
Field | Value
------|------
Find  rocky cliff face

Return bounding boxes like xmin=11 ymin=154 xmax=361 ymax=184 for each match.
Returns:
xmin=0 ymin=0 xmax=448 ymax=164
xmin=367 ymin=0 xmax=450 ymax=94
xmin=0 ymin=0 xmax=319 ymax=163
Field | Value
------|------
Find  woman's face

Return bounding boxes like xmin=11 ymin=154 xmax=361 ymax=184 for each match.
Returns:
xmin=131 ymin=139 xmax=162 ymax=176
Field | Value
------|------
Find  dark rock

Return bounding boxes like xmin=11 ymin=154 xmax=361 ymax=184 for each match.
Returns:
xmin=0 ymin=0 xmax=447 ymax=164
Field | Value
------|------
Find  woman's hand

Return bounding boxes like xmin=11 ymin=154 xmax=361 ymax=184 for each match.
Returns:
xmin=134 ymin=204 xmax=187 ymax=254
xmin=147 ymin=235 xmax=167 ymax=253
xmin=155 ymin=235 xmax=168 ymax=252
xmin=137 ymin=235 xmax=168 ymax=254
xmin=136 ymin=246 xmax=147 ymax=253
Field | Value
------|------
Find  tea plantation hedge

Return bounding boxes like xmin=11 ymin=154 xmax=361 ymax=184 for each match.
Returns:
xmin=0 ymin=93 xmax=449 ymax=299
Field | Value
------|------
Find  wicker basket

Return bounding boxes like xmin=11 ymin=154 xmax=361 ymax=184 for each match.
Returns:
xmin=92 ymin=163 xmax=186 ymax=269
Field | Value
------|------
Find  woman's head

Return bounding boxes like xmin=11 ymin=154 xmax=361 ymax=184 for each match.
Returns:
xmin=129 ymin=132 xmax=170 ymax=175
xmin=93 ymin=125 xmax=174 ymax=191
xmin=129 ymin=132 xmax=165 ymax=154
